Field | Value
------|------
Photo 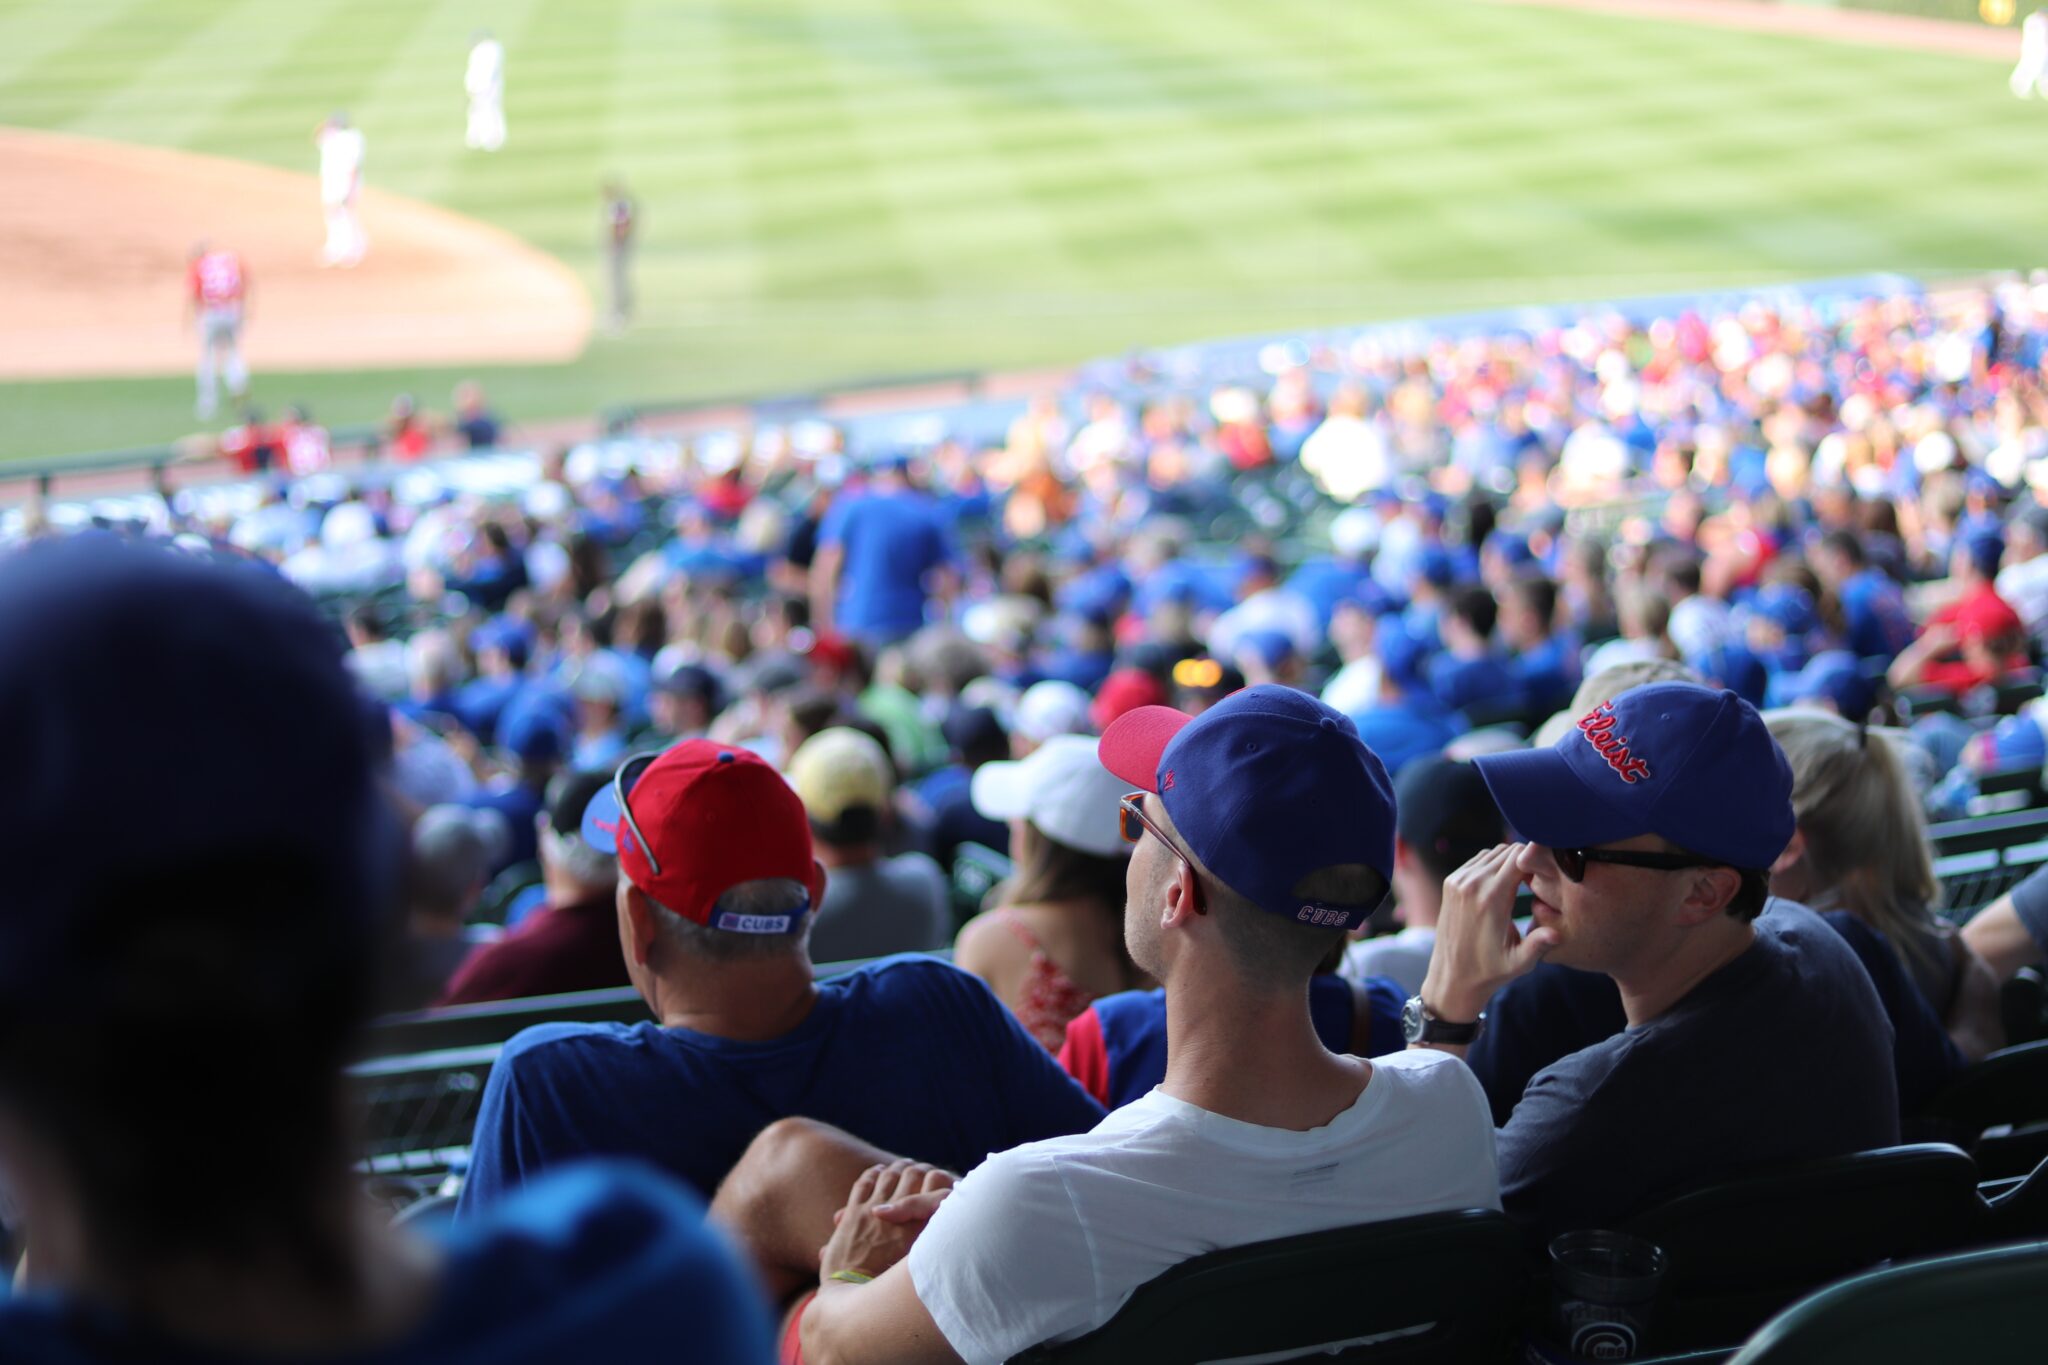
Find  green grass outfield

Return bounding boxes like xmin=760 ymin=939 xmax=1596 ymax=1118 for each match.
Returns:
xmin=0 ymin=0 xmax=2042 ymax=462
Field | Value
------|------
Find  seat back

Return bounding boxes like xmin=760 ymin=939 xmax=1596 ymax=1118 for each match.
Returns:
xmin=1725 ymin=1240 xmax=2048 ymax=1365
xmin=1987 ymin=1154 xmax=2048 ymax=1241
xmin=1007 ymin=1208 xmax=1524 ymax=1365
xmin=1619 ymin=1144 xmax=1987 ymax=1352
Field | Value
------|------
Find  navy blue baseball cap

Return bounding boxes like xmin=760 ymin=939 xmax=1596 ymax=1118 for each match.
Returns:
xmin=0 ymin=536 xmax=396 ymax=1004
xmin=1099 ymin=684 xmax=1395 ymax=930
xmin=1472 ymin=682 xmax=1793 ymax=871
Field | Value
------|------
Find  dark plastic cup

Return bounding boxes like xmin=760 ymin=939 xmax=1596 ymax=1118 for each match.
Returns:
xmin=1532 ymin=1230 xmax=1667 ymax=1362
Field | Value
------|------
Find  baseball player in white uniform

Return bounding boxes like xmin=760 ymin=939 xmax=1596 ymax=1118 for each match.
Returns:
xmin=2013 ymin=10 xmax=2048 ymax=98
xmin=187 ymin=242 xmax=250 ymax=421
xmin=316 ymin=113 xmax=368 ymax=267
xmin=466 ymin=31 xmax=506 ymax=151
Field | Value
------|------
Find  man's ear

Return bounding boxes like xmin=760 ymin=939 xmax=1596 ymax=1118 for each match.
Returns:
xmin=810 ymin=859 xmax=830 ymax=911
xmin=1769 ymin=827 xmax=1807 ymax=880
xmin=1675 ymin=866 xmax=1744 ymax=925
xmin=622 ymin=883 xmax=661 ymax=967
xmin=1162 ymin=860 xmax=1205 ymax=929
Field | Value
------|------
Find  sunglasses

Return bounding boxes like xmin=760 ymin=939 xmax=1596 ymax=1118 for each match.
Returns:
xmin=1119 ymin=791 xmax=1206 ymax=905
xmin=1549 ymin=846 xmax=1723 ymax=884
xmin=612 ymin=751 xmax=663 ymax=876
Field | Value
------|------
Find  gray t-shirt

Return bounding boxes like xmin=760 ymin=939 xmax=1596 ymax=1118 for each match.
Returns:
xmin=1496 ymin=903 xmax=1899 ymax=1241
xmin=2007 ymin=863 xmax=2048 ymax=960
xmin=809 ymin=852 xmax=952 ymax=965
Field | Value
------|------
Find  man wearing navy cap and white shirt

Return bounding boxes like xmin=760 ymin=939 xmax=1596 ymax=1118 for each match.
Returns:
xmin=1411 ymin=682 xmax=1898 ymax=1239
xmin=714 ymin=685 xmax=1501 ymax=1365
xmin=457 ymin=739 xmax=1102 ymax=1214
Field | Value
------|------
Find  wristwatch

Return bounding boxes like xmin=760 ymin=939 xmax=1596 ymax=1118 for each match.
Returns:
xmin=1402 ymin=995 xmax=1485 ymax=1045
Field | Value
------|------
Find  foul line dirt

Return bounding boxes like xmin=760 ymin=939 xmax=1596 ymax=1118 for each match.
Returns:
xmin=1484 ymin=0 xmax=2021 ymax=58
xmin=0 ymin=126 xmax=592 ymax=382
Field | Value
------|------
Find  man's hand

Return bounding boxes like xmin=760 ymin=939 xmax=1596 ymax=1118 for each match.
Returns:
xmin=817 ymin=1161 xmax=955 ymax=1283
xmin=1419 ymin=843 xmax=1558 ymax=1027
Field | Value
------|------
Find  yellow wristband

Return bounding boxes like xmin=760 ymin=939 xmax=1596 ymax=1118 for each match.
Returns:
xmin=827 ymin=1269 xmax=874 ymax=1285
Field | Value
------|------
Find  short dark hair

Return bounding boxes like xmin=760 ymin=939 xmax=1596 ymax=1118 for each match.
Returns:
xmin=1209 ymin=865 xmax=1388 ymax=991
xmin=1448 ymin=585 xmax=1498 ymax=639
xmin=1503 ymin=574 xmax=1558 ymax=626
xmin=1819 ymin=529 xmax=1866 ymax=568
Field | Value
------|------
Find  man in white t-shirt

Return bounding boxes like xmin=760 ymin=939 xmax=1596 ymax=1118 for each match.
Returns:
xmin=712 ymin=685 xmax=1501 ymax=1365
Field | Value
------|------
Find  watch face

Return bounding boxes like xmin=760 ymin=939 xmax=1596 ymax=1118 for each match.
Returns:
xmin=1400 ymin=995 xmax=1426 ymax=1044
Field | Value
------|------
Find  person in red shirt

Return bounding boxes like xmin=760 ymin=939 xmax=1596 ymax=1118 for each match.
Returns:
xmin=1889 ymin=531 xmax=2030 ymax=697
xmin=215 ymin=406 xmax=281 ymax=475
xmin=384 ymin=393 xmax=433 ymax=462
xmin=187 ymin=242 xmax=249 ymax=422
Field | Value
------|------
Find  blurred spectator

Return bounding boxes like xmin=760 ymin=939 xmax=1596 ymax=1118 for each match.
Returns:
xmin=1351 ymin=624 xmax=1459 ymax=776
xmin=438 ymin=771 xmax=625 ymax=1006
xmin=1812 ymin=528 xmax=1914 ymax=663
xmin=902 ymin=703 xmax=1012 ymax=874
xmin=0 ymin=539 xmax=772 ymax=1363
xmin=384 ymin=392 xmax=432 ymax=461
xmin=810 ymin=455 xmax=957 ymax=647
xmin=387 ymin=805 xmax=508 ymax=1012
xmin=1889 ymin=530 xmax=2029 ymax=696
xmin=1765 ymin=711 xmax=2002 ymax=1059
xmin=789 ymin=728 xmax=950 ymax=963
xmin=1997 ymin=502 xmax=2048 ymax=644
xmin=343 ymin=600 xmax=409 ymax=700
xmin=954 ymin=736 xmax=1142 ymax=1049
xmin=1341 ymin=758 xmax=1503 ymax=998
xmin=642 ymin=657 xmax=726 ymax=745
xmin=1011 ymin=679 xmax=1092 ymax=755
xmin=1427 ymin=585 xmax=1520 ymax=721
xmin=1499 ymin=575 xmax=1577 ymax=719
xmin=458 ymin=741 xmax=1102 ymax=1210
xmin=1962 ymin=861 xmax=2048 ymax=984
xmin=454 ymin=380 xmax=503 ymax=449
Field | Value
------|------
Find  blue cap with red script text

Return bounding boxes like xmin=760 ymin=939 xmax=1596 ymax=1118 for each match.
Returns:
xmin=1098 ymin=684 xmax=1394 ymax=930
xmin=1471 ymin=682 xmax=1793 ymax=870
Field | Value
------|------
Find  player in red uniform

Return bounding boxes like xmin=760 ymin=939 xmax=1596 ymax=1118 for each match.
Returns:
xmin=187 ymin=242 xmax=250 ymax=421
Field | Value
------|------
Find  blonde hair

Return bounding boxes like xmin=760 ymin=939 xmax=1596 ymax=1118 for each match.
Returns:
xmin=1763 ymin=710 xmax=1942 ymax=975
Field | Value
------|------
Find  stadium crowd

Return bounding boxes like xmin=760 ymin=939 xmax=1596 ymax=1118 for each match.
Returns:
xmin=6 ymin=279 xmax=2048 ymax=1361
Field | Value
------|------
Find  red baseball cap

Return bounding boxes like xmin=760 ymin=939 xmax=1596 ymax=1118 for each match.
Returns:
xmin=1090 ymin=668 xmax=1168 ymax=733
xmin=582 ymin=742 xmax=819 ymax=934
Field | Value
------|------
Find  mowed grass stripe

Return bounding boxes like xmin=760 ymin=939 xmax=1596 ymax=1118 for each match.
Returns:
xmin=0 ymin=0 xmax=237 ymax=127
xmin=0 ymin=0 xmax=157 ymax=92
xmin=178 ymin=0 xmax=448 ymax=172
xmin=61 ymin=0 xmax=347 ymax=148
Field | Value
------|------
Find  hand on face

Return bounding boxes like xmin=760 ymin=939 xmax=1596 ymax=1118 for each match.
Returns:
xmin=817 ymin=1160 xmax=958 ymax=1283
xmin=1419 ymin=842 xmax=1559 ymax=1023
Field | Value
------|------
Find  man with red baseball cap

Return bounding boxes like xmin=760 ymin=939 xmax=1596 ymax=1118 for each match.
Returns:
xmin=456 ymin=739 xmax=1103 ymax=1215
xmin=717 ymin=686 xmax=1500 ymax=1365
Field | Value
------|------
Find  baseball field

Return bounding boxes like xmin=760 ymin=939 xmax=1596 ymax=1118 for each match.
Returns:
xmin=0 ymin=0 xmax=2039 ymax=462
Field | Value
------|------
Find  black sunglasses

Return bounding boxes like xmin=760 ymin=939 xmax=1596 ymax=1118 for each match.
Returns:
xmin=1549 ymin=846 xmax=1723 ymax=884
xmin=612 ymin=751 xmax=662 ymax=876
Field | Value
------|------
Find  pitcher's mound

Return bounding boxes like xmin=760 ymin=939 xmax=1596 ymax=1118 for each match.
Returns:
xmin=0 ymin=127 xmax=592 ymax=381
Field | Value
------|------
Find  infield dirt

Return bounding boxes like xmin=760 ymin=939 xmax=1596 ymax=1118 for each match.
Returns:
xmin=0 ymin=127 xmax=592 ymax=382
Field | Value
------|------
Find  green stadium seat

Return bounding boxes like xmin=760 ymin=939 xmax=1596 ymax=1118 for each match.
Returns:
xmin=1005 ymin=1208 xmax=1525 ymax=1365
xmin=1616 ymin=1144 xmax=1986 ymax=1354
xmin=1920 ymin=1040 xmax=2048 ymax=1179
xmin=1985 ymin=1154 xmax=2048 ymax=1242
xmin=1724 ymin=1240 xmax=2048 ymax=1365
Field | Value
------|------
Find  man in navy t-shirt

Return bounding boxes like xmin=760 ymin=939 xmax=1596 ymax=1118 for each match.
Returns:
xmin=810 ymin=458 xmax=957 ymax=647
xmin=457 ymin=740 xmax=1103 ymax=1213
xmin=0 ymin=539 xmax=772 ymax=1364
xmin=1409 ymin=683 xmax=1898 ymax=1240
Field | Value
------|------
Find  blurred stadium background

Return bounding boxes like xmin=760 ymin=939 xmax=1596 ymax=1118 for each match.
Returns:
xmin=0 ymin=0 xmax=2040 ymax=462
